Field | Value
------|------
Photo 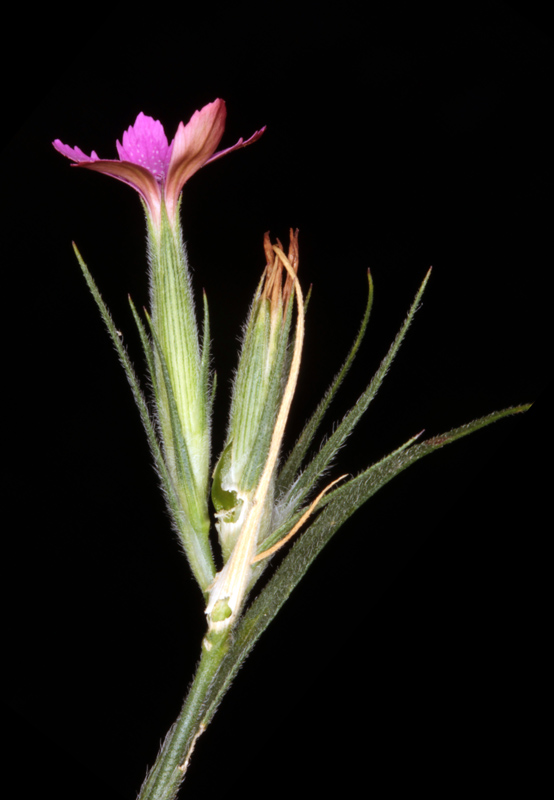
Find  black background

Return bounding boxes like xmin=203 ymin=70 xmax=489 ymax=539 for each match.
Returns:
xmin=3 ymin=2 xmax=551 ymax=797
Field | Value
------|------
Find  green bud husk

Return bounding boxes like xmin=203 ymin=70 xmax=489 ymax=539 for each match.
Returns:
xmin=212 ymin=244 xmax=296 ymax=561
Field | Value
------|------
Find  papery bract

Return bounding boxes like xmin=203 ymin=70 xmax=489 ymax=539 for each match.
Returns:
xmin=53 ymin=99 xmax=265 ymax=228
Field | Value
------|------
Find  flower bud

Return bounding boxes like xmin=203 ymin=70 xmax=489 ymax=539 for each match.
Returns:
xmin=212 ymin=230 xmax=299 ymax=562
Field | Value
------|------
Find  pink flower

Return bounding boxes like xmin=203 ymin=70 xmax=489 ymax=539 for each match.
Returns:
xmin=53 ymin=99 xmax=265 ymax=228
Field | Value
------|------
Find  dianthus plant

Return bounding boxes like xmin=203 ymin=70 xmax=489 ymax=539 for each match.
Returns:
xmin=54 ymin=99 xmax=529 ymax=800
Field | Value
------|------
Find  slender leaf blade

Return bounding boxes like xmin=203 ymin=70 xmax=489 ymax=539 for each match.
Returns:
xmin=128 ymin=296 xmax=161 ymax=409
xmin=277 ymin=270 xmax=373 ymax=494
xmin=283 ymin=268 xmax=431 ymax=512
xmin=201 ymin=403 xmax=531 ymax=728
xmin=73 ymin=243 xmax=163 ymax=478
xmin=145 ymin=309 xmax=197 ymax=496
xmin=73 ymin=244 xmax=214 ymax=592
xmin=200 ymin=290 xmax=215 ymax=419
xmin=145 ymin=309 xmax=216 ymax=588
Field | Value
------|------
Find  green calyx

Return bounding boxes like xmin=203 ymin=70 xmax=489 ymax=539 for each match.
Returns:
xmin=147 ymin=203 xmax=210 ymax=498
xmin=229 ymin=294 xmax=292 ymax=490
xmin=211 ymin=260 xmax=295 ymax=563
xmin=131 ymin=201 xmax=216 ymax=592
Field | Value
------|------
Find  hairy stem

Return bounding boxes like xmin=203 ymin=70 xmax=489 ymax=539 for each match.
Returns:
xmin=137 ymin=629 xmax=230 ymax=800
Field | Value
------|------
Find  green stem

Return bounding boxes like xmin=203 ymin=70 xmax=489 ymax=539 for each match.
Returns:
xmin=137 ymin=629 xmax=230 ymax=800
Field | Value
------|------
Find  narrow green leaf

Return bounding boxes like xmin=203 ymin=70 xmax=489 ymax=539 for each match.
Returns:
xmin=257 ymin=430 xmax=423 ymax=561
xmin=303 ymin=283 xmax=313 ymax=313
xmin=316 ymin=405 xmax=531 ymax=528
xmin=277 ymin=270 xmax=374 ymax=495
xmin=200 ymin=402 xmax=531 ymax=730
xmin=209 ymin=371 xmax=217 ymax=419
xmin=283 ymin=268 xmax=431 ymax=512
xmin=145 ymin=310 xmax=196 ymax=487
xmin=200 ymin=290 xmax=213 ymax=419
xmin=73 ymin=243 xmax=162 ymax=474
xmin=73 ymin=244 xmax=215 ymax=592
xmin=129 ymin=296 xmax=215 ymax=581
xmin=128 ymin=296 xmax=161 ymax=408
xmin=144 ymin=309 xmax=215 ymax=589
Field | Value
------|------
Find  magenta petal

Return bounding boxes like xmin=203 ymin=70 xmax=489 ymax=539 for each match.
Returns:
xmin=164 ymin=99 xmax=228 ymax=220
xmin=205 ymin=126 xmax=266 ymax=166
xmin=75 ymin=159 xmax=163 ymax=226
xmin=52 ymin=140 xmax=100 ymax=162
xmin=116 ymin=112 xmax=172 ymax=182
xmin=54 ymin=102 xmax=265 ymax=230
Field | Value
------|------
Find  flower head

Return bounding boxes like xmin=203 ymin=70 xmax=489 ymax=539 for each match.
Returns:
xmin=53 ymin=99 xmax=265 ymax=228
